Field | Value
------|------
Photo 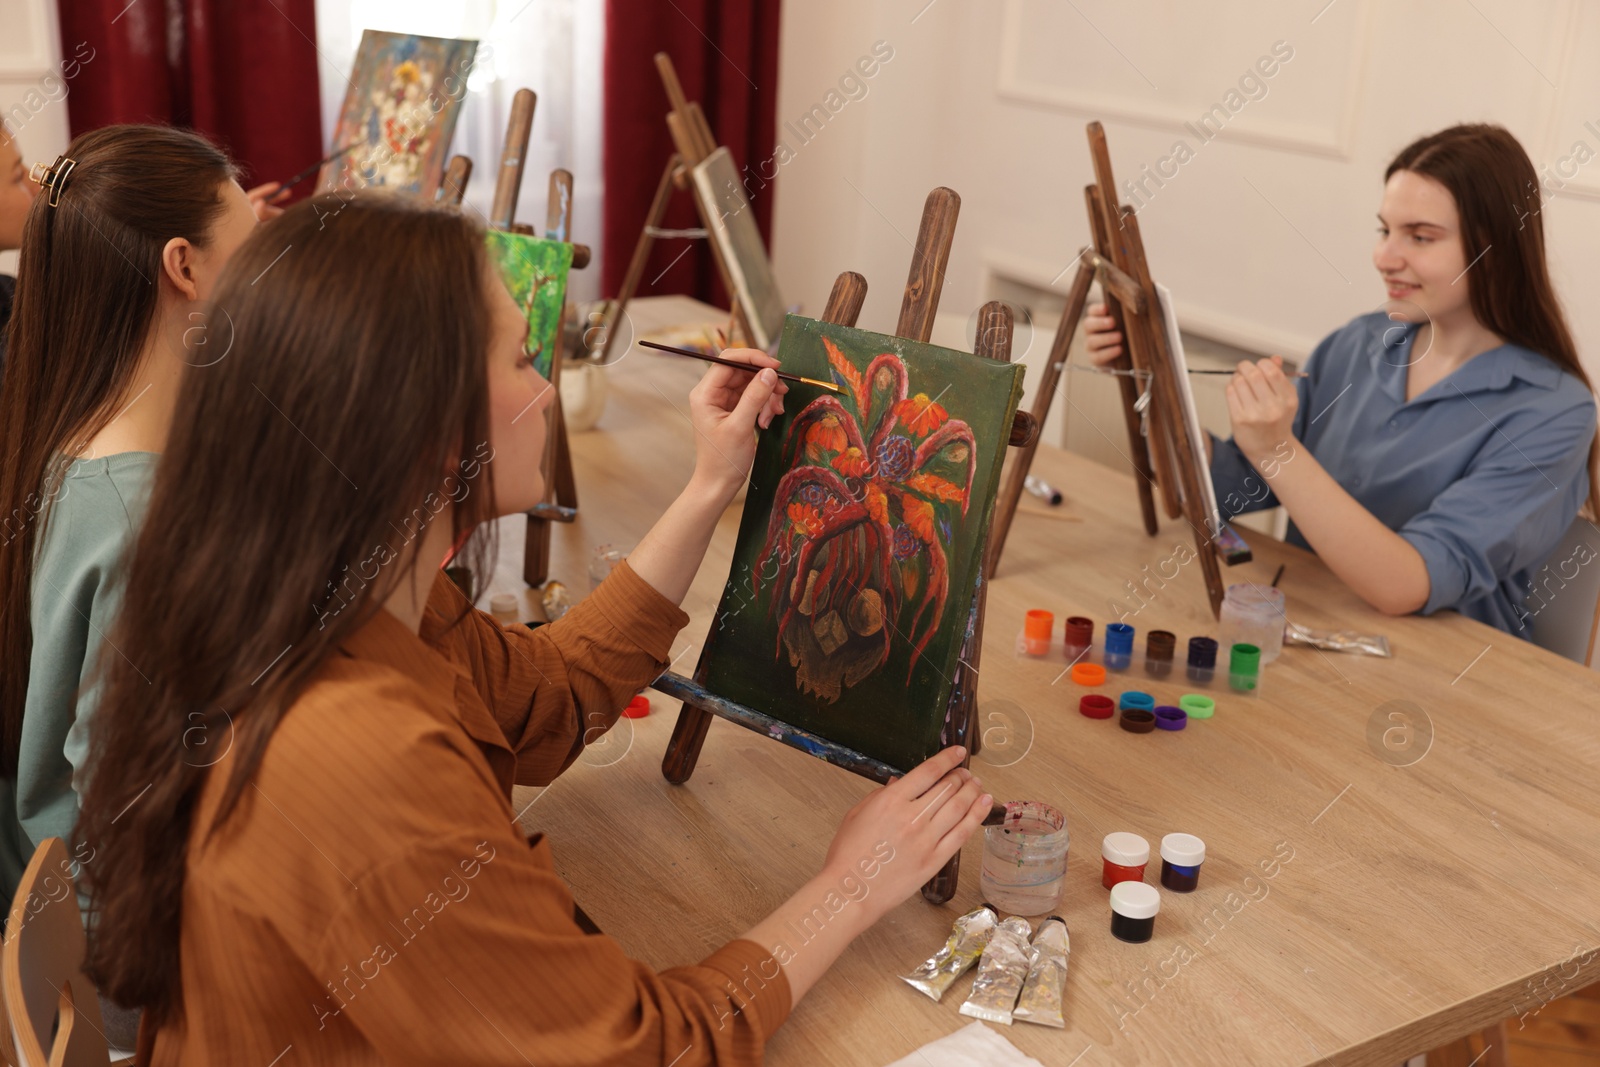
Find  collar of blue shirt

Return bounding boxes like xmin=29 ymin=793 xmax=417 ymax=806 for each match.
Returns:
xmin=1370 ymin=319 xmax=1565 ymax=406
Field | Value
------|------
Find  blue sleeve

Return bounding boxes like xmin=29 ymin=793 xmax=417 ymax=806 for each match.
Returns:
xmin=1401 ymin=392 xmax=1596 ymax=614
xmin=1210 ymin=331 xmax=1328 ymax=520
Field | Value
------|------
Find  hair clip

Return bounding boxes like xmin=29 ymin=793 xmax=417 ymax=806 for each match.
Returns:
xmin=29 ymin=155 xmax=77 ymax=208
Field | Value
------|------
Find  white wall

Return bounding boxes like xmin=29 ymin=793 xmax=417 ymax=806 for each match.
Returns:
xmin=314 ymin=0 xmax=606 ymax=304
xmin=0 ymin=0 xmax=71 ymax=275
xmin=769 ymin=0 xmax=1600 ymax=387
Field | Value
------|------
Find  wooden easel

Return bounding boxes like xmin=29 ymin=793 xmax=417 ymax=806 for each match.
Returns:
xmin=988 ymin=121 xmax=1227 ymax=616
xmin=439 ymin=155 xmax=472 ymax=207
xmin=477 ymin=89 xmax=590 ymax=587
xmin=652 ymin=188 xmax=1038 ymax=904
xmin=584 ymin=53 xmax=764 ymax=364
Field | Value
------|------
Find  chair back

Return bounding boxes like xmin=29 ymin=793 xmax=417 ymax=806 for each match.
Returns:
xmin=1525 ymin=514 xmax=1600 ymax=668
xmin=2 ymin=838 xmax=109 ymax=1067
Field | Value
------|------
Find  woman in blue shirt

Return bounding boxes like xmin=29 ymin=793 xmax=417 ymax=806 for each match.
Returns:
xmin=1086 ymin=124 xmax=1597 ymax=637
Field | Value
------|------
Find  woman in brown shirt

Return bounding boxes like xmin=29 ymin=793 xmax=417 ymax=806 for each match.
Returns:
xmin=75 ymin=194 xmax=993 ymax=1064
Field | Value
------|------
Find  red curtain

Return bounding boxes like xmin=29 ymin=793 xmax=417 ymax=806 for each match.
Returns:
xmin=56 ymin=0 xmax=323 ymax=190
xmin=602 ymin=0 xmax=782 ymax=304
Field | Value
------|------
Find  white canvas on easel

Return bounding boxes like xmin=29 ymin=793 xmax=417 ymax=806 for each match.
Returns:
xmin=692 ymin=147 xmax=786 ymax=351
xmin=1156 ymin=282 xmax=1252 ymax=562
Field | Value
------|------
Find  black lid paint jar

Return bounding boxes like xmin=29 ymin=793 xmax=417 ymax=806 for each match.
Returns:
xmin=1109 ymin=881 xmax=1160 ymax=943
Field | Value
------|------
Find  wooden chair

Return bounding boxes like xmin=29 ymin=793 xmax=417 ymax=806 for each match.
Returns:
xmin=2 ymin=837 xmax=133 ymax=1066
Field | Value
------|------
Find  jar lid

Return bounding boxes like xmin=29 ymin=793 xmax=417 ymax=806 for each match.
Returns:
xmin=1101 ymin=831 xmax=1150 ymax=866
xmin=1160 ymin=832 xmax=1206 ymax=866
xmin=1071 ymin=662 xmax=1107 ymax=686
xmin=1153 ymin=705 xmax=1188 ymax=730
xmin=1230 ymin=643 xmax=1261 ymax=672
xmin=1178 ymin=694 xmax=1215 ymax=719
xmin=490 ymin=593 xmax=517 ymax=615
xmin=623 ymin=695 xmax=651 ymax=718
xmin=1110 ymin=880 xmax=1160 ymax=919
xmin=1079 ymin=694 xmax=1115 ymax=719
xmin=1119 ymin=707 xmax=1155 ymax=733
xmin=1118 ymin=690 xmax=1154 ymax=711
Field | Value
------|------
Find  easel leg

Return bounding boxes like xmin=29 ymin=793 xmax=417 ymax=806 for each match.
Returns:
xmin=595 ymin=155 xmax=680 ymax=365
xmin=988 ymin=260 xmax=1095 ymax=574
xmin=662 ymin=702 xmax=714 ymax=784
xmin=922 ymin=853 xmax=960 ymax=904
xmin=551 ymin=409 xmax=577 ymax=509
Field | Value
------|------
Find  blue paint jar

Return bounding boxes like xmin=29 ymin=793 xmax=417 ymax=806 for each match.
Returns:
xmin=1159 ymin=833 xmax=1206 ymax=892
xmin=1104 ymin=622 xmax=1135 ymax=671
xmin=1186 ymin=636 xmax=1218 ymax=684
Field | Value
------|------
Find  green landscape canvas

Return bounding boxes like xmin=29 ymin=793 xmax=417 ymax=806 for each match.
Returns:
xmin=699 ymin=315 xmax=1025 ymax=772
xmin=486 ymin=231 xmax=573 ymax=380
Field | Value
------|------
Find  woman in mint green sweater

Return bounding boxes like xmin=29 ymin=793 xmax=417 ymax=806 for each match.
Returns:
xmin=0 ymin=124 xmax=277 ymax=1048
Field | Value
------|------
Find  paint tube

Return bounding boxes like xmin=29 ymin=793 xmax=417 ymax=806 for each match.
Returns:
xmin=958 ymin=915 xmax=1033 ymax=1025
xmin=1285 ymin=621 xmax=1391 ymax=657
xmin=900 ymin=904 xmax=998 ymax=1002
xmin=1012 ymin=917 xmax=1070 ymax=1028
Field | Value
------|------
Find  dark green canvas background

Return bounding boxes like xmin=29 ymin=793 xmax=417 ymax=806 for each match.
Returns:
xmin=698 ymin=315 xmax=1025 ymax=772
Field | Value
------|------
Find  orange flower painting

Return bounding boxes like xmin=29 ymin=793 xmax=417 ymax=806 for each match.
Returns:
xmin=699 ymin=316 xmax=1026 ymax=773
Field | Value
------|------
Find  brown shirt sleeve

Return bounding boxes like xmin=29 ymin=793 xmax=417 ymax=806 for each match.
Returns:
xmin=427 ymin=560 xmax=689 ymax=787
xmin=301 ymin=728 xmax=791 ymax=1065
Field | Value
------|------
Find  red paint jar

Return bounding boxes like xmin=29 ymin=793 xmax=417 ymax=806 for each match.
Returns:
xmin=1101 ymin=832 xmax=1150 ymax=890
xmin=1063 ymin=616 xmax=1094 ymax=658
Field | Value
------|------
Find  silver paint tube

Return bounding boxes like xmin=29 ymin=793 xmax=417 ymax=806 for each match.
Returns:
xmin=900 ymin=904 xmax=998 ymax=1002
xmin=1013 ymin=917 xmax=1070 ymax=1028
xmin=958 ymin=915 xmax=1033 ymax=1025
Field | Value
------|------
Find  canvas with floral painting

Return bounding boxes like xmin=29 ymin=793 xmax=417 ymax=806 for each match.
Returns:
xmin=318 ymin=30 xmax=478 ymax=198
xmin=698 ymin=315 xmax=1025 ymax=772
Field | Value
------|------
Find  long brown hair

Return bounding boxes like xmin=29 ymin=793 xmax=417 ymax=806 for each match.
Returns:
xmin=76 ymin=193 xmax=500 ymax=1023
xmin=0 ymin=125 xmax=238 ymax=776
xmin=1387 ymin=123 xmax=1599 ymax=511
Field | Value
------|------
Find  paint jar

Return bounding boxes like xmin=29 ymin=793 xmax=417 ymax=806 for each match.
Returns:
xmin=1186 ymin=636 xmax=1218 ymax=684
xmin=1229 ymin=643 xmax=1261 ymax=693
xmin=489 ymin=594 xmax=520 ymax=626
xmin=1063 ymin=616 xmax=1094 ymax=661
xmin=1019 ymin=610 xmax=1054 ymax=657
xmin=1159 ymin=833 xmax=1206 ymax=892
xmin=1178 ymin=694 xmax=1215 ymax=720
xmin=1220 ymin=583 xmax=1286 ymax=663
xmin=1144 ymin=630 xmax=1176 ymax=679
xmin=1100 ymin=832 xmax=1150 ymax=889
xmin=980 ymin=801 xmax=1070 ymax=916
xmin=588 ymin=544 xmax=630 ymax=592
xmin=1104 ymin=623 xmax=1135 ymax=671
xmin=1079 ymin=694 xmax=1114 ymax=720
xmin=1070 ymin=662 xmax=1106 ymax=687
xmin=1109 ymin=881 xmax=1160 ymax=943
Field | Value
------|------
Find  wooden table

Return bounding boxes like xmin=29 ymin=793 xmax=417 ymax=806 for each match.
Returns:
xmin=487 ymin=297 xmax=1600 ymax=1067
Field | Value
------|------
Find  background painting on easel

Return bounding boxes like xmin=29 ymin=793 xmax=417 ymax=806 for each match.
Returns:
xmin=486 ymin=231 xmax=574 ymax=379
xmin=319 ymin=31 xmax=478 ymax=197
xmin=699 ymin=315 xmax=1025 ymax=771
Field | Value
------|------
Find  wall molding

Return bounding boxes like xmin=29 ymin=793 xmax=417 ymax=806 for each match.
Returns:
xmin=995 ymin=0 xmax=1372 ymax=160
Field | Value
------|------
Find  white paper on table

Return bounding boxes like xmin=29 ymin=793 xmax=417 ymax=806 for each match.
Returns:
xmin=880 ymin=1021 xmax=1049 ymax=1067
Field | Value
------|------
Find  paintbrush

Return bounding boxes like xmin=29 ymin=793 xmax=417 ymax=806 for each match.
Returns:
xmin=273 ymin=142 xmax=359 ymax=196
xmin=1189 ymin=368 xmax=1309 ymax=378
xmin=982 ymin=802 xmax=1009 ymax=826
xmin=639 ymin=339 xmax=841 ymax=393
